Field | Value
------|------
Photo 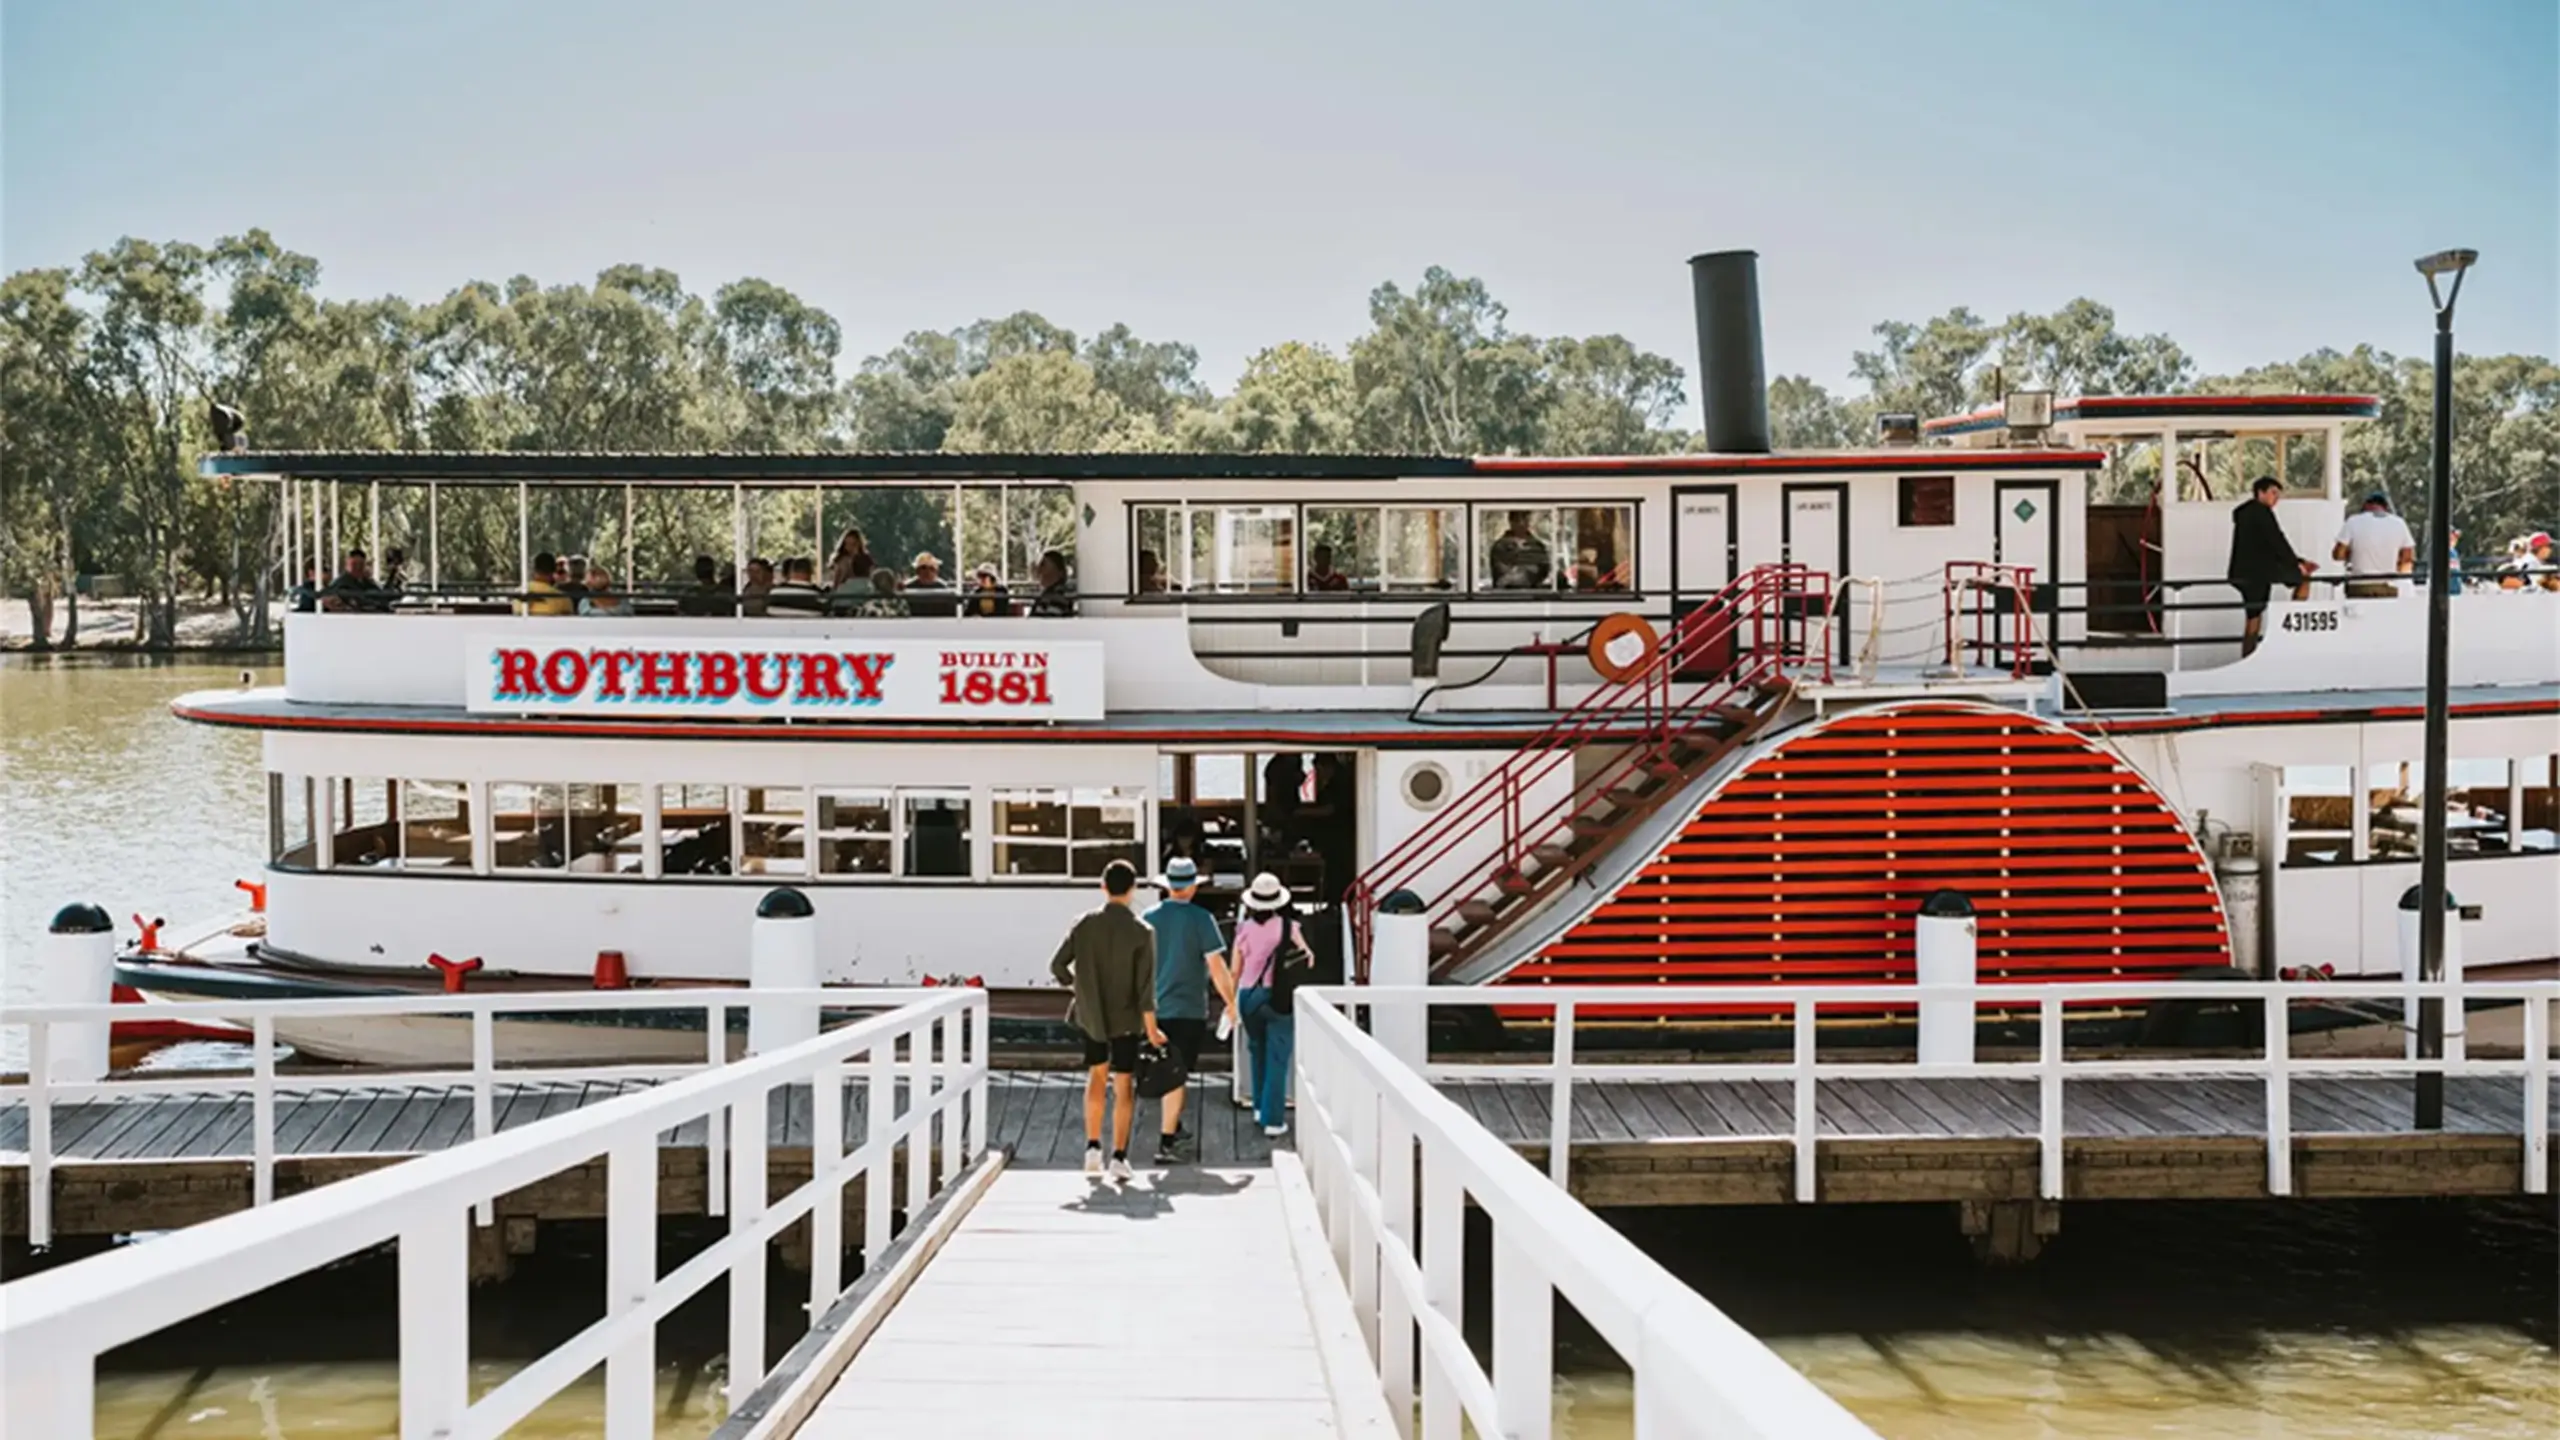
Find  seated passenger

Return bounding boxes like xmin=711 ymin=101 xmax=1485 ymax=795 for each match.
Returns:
xmin=1030 ymin=549 xmax=1078 ymax=617
xmin=521 ymin=552 xmax=575 ymax=616
xmin=828 ymin=528 xmax=875 ymax=590
xmin=964 ymin=563 xmax=1012 ymax=618
xmin=318 ymin=548 xmax=389 ymax=613
xmin=906 ymin=552 xmax=959 ymax=617
xmin=768 ymin=557 xmax=826 ymax=613
xmin=559 ymin=555 xmax=592 ymax=605
xmin=739 ymin=557 xmax=775 ymax=616
xmin=1487 ymin=511 xmax=1553 ymax=590
xmin=678 ymin=555 xmax=733 ymax=616
xmin=858 ymin=567 xmax=910 ymax=618
xmin=579 ymin=564 xmax=632 ymax=616
xmin=1136 ymin=548 xmax=1170 ymax=595
xmin=1305 ymin=543 xmax=1350 ymax=592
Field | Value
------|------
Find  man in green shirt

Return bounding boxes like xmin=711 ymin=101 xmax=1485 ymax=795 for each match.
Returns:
xmin=1142 ymin=857 xmax=1236 ymax=1165
xmin=1050 ymin=859 xmax=1162 ymax=1181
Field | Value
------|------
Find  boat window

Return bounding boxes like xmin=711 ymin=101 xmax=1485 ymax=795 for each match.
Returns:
xmin=902 ymin=791 xmax=973 ymax=878
xmin=2370 ymin=759 xmax=2517 ymax=861
xmin=400 ymin=781 xmax=473 ymax=870
xmin=271 ymin=774 xmax=316 ymax=868
xmin=491 ymin=782 xmax=569 ymax=870
xmin=991 ymin=786 xmax=1146 ymax=880
xmin=1303 ymin=505 xmax=1464 ymax=592
xmin=738 ymin=786 xmax=809 ymax=878
xmin=330 ymin=777 xmax=398 ymax=869
xmin=992 ymin=788 xmax=1072 ymax=877
xmin=2280 ymin=764 xmax=2353 ymax=865
xmin=659 ymin=783 xmax=734 ymax=876
xmin=2521 ymin=756 xmax=2557 ymax=853
xmin=1474 ymin=504 xmax=1633 ymax=592
xmin=815 ymin=789 xmax=894 ymax=876
xmin=568 ymin=784 xmax=645 ymax=875
xmin=1897 ymin=476 xmax=1956 ymax=527
xmin=1133 ymin=503 xmax=1298 ymax=594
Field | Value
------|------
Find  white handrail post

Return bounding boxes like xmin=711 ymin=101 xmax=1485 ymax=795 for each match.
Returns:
xmin=865 ymin=1040 xmax=894 ymax=1262
xmin=603 ymin=1139 xmax=656 ymax=1440
xmin=397 ymin=1210 xmax=470 ymax=1440
xmin=2525 ymin=992 xmax=2551 ymax=1196
xmin=470 ymin=1008 xmax=495 ymax=1226
xmin=2263 ymin=984 xmax=2294 ymax=1197
xmin=727 ymin=1082 xmax=769 ymax=1409
xmin=251 ymin=1015 xmax=278 ymax=1209
xmin=1792 ymin=997 xmax=1818 ymax=1204
xmin=1419 ymin=1142 xmax=1462 ymax=1440
xmin=705 ymin=1002 xmax=728 ymax=1218
xmin=2038 ymin=994 xmax=2065 ymax=1200
xmin=904 ymin=1022 xmax=930 ymax=1221
xmin=1547 ymin=999 xmax=1575 ymax=1190
xmin=967 ymin=993 xmax=991 ymax=1161
xmin=1491 ymin=1228 xmax=1554 ymax=1440
xmin=810 ymin=1058 xmax=845 ymax=1313
xmin=1379 ymin=1100 xmax=1418 ymax=1432
xmin=937 ymin=1009 xmax=961 ymax=1185
xmin=27 ymin=1022 xmax=52 ymax=1247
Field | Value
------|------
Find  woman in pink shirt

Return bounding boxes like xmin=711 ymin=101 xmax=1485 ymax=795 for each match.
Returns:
xmin=1231 ymin=873 xmax=1303 ymax=1136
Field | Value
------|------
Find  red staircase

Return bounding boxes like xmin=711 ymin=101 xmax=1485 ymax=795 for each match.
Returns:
xmin=1346 ymin=565 xmax=1833 ymax=979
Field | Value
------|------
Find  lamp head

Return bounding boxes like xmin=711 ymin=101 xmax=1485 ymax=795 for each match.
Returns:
xmin=2414 ymin=248 xmax=2479 ymax=317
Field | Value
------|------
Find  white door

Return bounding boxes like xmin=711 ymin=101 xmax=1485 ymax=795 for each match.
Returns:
xmin=1781 ymin=484 xmax=1849 ymax=663
xmin=1996 ymin=482 xmax=2055 ymax=581
xmin=1673 ymin=486 xmax=1736 ymax=599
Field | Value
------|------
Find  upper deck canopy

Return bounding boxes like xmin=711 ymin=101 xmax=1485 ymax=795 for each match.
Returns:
xmin=201 ymin=446 xmax=2103 ymax=485
xmin=1924 ymin=394 xmax=2381 ymax=441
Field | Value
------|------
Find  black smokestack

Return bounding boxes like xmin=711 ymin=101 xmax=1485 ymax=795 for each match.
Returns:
xmin=1688 ymin=250 xmax=1769 ymax=454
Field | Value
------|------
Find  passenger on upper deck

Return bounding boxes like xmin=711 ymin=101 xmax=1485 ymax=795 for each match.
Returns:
xmin=2333 ymin=492 xmax=2415 ymax=598
xmin=769 ymin=557 xmax=826 ymax=614
xmin=828 ymin=528 xmax=875 ymax=590
xmin=1488 ymin=511 xmax=1553 ymax=590
xmin=560 ymin=555 xmax=591 ymax=606
xmin=739 ymin=557 xmax=775 ymax=617
xmin=319 ymin=548 xmax=388 ymax=613
xmin=522 ymin=553 xmax=574 ymax=616
xmin=289 ymin=561 xmax=320 ymax=614
xmin=964 ymin=563 xmax=1013 ymax=619
xmin=580 ymin=564 xmax=631 ymax=616
xmin=1030 ymin=550 xmax=1078 ymax=617
xmin=907 ymin=552 xmax=958 ymax=617
xmin=678 ymin=555 xmax=733 ymax=616
xmin=381 ymin=547 xmax=408 ymax=596
xmin=2228 ymin=477 xmax=2314 ymax=655
xmin=1305 ymin=544 xmax=1350 ymax=592
xmin=1137 ymin=548 xmax=1170 ymax=595
xmin=858 ymin=568 xmax=909 ymax=617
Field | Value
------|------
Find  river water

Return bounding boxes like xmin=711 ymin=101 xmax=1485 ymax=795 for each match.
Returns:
xmin=5 ymin=656 xmax=2556 ymax=1438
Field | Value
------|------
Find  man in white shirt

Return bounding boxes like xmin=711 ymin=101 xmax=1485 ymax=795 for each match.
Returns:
xmin=2332 ymin=492 xmax=2416 ymax=598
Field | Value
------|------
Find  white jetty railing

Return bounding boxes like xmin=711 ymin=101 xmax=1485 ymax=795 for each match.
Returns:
xmin=1293 ymin=991 xmax=1884 ymax=1440
xmin=0 ymin=987 xmax=966 ymax=1245
xmin=0 ymin=987 xmax=988 ymax=1440
xmin=1371 ymin=979 xmax=2557 ymax=1200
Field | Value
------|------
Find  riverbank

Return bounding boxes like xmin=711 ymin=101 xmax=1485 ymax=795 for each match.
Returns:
xmin=1 ymin=598 xmax=282 ymax=653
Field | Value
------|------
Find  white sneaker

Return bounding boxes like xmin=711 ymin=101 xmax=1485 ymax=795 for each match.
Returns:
xmin=1108 ymin=1155 xmax=1134 ymax=1182
xmin=1262 ymin=1123 xmax=1288 ymax=1138
xmin=1083 ymin=1145 xmax=1103 ymax=1175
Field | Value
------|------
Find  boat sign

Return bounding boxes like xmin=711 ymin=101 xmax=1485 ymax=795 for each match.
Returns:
xmin=464 ymin=637 xmax=1106 ymax=720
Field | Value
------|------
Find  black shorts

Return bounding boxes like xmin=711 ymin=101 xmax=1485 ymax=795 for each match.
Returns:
xmin=1158 ymin=1017 xmax=1208 ymax=1071
xmin=1081 ymin=1033 xmax=1141 ymax=1073
xmin=2235 ymin=582 xmax=2273 ymax=618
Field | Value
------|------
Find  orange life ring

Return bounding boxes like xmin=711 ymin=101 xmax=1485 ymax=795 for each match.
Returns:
xmin=1587 ymin=613 xmax=1661 ymax=683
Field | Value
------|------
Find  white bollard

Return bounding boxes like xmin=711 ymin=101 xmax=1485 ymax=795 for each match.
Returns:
xmin=2396 ymin=886 xmax=2466 ymax=1062
xmin=1914 ymin=890 xmax=1977 ymax=1065
xmin=749 ymin=887 xmax=819 ymax=1055
xmin=38 ymin=903 xmax=117 ymax=1083
xmin=1371 ymin=892 xmax=1431 ymax=1073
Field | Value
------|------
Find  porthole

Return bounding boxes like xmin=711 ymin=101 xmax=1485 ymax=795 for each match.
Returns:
xmin=1402 ymin=761 xmax=1451 ymax=811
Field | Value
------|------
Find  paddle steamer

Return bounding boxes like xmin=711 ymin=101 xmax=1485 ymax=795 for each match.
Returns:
xmin=117 ymin=251 xmax=2560 ymax=1063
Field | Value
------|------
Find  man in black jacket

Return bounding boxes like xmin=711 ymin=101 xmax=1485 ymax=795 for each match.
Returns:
xmin=2227 ymin=476 xmax=2315 ymax=655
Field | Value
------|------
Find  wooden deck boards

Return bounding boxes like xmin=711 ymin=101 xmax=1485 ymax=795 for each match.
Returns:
xmin=800 ymin=1168 xmax=1342 ymax=1439
xmin=3 ymin=1072 xmax=2550 ymax=1236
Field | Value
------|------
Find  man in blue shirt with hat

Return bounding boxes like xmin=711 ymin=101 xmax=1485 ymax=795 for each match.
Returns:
xmin=1142 ymin=856 xmax=1235 ymax=1165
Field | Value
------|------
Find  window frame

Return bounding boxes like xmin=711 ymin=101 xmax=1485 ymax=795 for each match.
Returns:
xmin=1469 ymin=501 xmax=1640 ymax=595
xmin=1127 ymin=495 xmax=1641 ymax=600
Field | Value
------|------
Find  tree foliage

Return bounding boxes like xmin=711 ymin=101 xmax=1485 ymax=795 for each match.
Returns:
xmin=2 ymin=234 xmax=2551 ymax=647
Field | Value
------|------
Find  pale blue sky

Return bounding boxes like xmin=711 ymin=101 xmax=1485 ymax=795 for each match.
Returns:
xmin=5 ymin=0 xmax=2553 ymax=398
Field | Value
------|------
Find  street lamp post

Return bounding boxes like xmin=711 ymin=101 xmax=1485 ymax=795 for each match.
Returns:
xmin=2412 ymin=247 xmax=2477 ymax=1130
